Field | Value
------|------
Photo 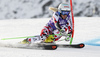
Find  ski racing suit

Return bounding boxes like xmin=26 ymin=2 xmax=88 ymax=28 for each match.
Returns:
xmin=40 ymin=11 xmax=72 ymax=43
xmin=28 ymin=11 xmax=72 ymax=43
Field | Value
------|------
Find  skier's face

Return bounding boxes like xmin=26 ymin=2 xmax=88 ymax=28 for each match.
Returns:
xmin=61 ymin=11 xmax=70 ymax=19
xmin=61 ymin=14 xmax=67 ymax=19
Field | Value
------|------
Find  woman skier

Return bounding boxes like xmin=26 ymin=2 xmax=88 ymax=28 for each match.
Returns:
xmin=21 ymin=3 xmax=72 ymax=44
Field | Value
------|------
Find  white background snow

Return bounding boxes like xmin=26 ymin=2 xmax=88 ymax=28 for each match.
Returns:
xmin=0 ymin=17 xmax=100 ymax=57
xmin=0 ymin=0 xmax=100 ymax=57
xmin=0 ymin=0 xmax=100 ymax=19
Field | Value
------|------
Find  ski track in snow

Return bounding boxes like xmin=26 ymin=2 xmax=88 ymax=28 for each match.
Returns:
xmin=0 ymin=17 xmax=100 ymax=57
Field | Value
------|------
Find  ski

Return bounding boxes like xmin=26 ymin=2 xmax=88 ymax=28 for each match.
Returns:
xmin=0 ymin=42 xmax=85 ymax=50
xmin=57 ymin=43 xmax=85 ymax=48
xmin=36 ymin=43 xmax=85 ymax=50
xmin=38 ymin=43 xmax=58 ymax=50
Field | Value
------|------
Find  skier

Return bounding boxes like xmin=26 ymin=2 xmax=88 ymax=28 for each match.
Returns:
xmin=21 ymin=3 xmax=72 ymax=44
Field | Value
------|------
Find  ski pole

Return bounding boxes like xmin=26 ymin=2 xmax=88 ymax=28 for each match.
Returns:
xmin=1 ymin=36 xmax=35 ymax=40
xmin=1 ymin=34 xmax=62 ymax=40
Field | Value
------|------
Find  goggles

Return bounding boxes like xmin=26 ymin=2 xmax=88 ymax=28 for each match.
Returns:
xmin=61 ymin=11 xmax=70 ymax=15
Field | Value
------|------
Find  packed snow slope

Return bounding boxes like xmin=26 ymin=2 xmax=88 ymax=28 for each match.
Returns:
xmin=0 ymin=17 xmax=100 ymax=57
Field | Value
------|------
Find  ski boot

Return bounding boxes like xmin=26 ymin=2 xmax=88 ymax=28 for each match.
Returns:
xmin=19 ymin=38 xmax=30 ymax=44
xmin=41 ymin=35 xmax=57 ymax=50
xmin=43 ymin=35 xmax=55 ymax=43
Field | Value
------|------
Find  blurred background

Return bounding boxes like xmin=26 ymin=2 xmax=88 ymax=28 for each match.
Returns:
xmin=0 ymin=0 xmax=100 ymax=19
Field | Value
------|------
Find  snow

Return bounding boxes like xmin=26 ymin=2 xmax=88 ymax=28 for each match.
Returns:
xmin=0 ymin=0 xmax=100 ymax=19
xmin=0 ymin=17 xmax=100 ymax=57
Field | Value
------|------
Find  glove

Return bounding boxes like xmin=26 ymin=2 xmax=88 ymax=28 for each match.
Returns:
xmin=65 ymin=33 xmax=72 ymax=41
xmin=60 ymin=29 xmax=65 ymax=33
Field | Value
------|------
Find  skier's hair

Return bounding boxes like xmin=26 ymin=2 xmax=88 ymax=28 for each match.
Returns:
xmin=49 ymin=7 xmax=58 ymax=12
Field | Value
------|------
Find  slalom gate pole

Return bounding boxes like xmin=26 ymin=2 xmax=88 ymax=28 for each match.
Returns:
xmin=69 ymin=0 xmax=74 ymax=45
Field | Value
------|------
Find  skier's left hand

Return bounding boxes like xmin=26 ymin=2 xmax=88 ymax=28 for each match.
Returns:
xmin=60 ymin=29 xmax=65 ymax=33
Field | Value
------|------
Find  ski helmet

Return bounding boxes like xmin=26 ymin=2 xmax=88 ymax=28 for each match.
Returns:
xmin=58 ymin=3 xmax=70 ymax=15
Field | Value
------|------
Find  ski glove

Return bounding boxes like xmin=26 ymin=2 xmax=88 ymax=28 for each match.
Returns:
xmin=65 ymin=33 xmax=72 ymax=41
xmin=60 ymin=29 xmax=65 ymax=33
